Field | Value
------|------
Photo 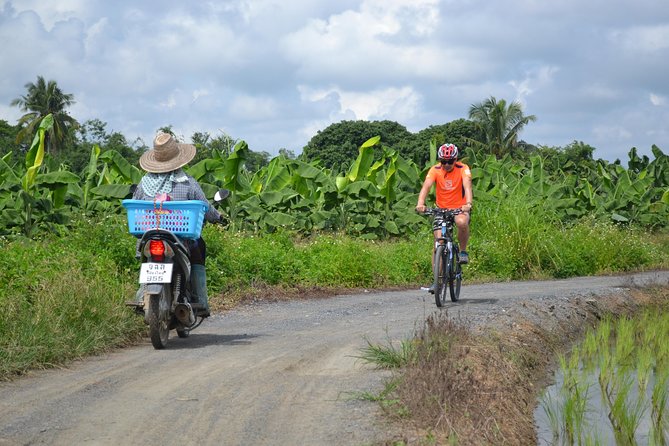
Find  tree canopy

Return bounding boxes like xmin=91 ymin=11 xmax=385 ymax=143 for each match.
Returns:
xmin=468 ymin=96 xmax=536 ymax=158
xmin=10 ymin=76 xmax=79 ymax=155
xmin=301 ymin=120 xmax=412 ymax=169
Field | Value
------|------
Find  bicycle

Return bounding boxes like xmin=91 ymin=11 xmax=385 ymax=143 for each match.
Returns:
xmin=422 ymin=208 xmax=463 ymax=306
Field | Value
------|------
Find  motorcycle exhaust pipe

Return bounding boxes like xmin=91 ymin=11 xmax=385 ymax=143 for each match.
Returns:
xmin=174 ymin=302 xmax=195 ymax=326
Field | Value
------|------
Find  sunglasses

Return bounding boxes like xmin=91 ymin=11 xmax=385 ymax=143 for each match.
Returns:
xmin=440 ymin=159 xmax=455 ymax=165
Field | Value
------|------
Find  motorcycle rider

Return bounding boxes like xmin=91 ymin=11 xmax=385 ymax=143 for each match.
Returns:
xmin=132 ymin=131 xmax=222 ymax=317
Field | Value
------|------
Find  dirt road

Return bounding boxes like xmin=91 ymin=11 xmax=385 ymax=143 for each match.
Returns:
xmin=1 ymin=271 xmax=668 ymax=446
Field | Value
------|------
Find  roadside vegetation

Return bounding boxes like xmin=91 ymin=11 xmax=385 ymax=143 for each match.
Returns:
xmin=1 ymin=111 xmax=668 ymax=379
xmin=359 ymin=288 xmax=669 ymax=445
xmin=1 ymin=199 xmax=667 ymax=379
xmin=2 ymin=77 xmax=669 ymax=445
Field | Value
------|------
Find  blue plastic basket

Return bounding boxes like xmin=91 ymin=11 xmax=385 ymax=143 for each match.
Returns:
xmin=121 ymin=199 xmax=209 ymax=239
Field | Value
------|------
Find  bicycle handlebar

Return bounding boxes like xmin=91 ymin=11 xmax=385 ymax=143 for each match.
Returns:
xmin=420 ymin=208 xmax=463 ymax=217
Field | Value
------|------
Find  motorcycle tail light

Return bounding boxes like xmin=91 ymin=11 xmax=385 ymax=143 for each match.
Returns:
xmin=149 ymin=240 xmax=166 ymax=262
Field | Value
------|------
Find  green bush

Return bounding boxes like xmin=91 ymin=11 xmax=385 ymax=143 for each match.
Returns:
xmin=0 ymin=221 xmax=143 ymax=378
xmin=204 ymin=229 xmax=431 ymax=291
xmin=1 ymin=208 xmax=667 ymax=379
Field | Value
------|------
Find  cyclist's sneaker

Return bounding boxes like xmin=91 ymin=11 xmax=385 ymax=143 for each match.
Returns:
xmin=427 ymin=284 xmax=435 ymax=294
xmin=458 ymin=251 xmax=469 ymax=264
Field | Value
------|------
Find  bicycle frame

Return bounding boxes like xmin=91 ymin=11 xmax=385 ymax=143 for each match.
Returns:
xmin=424 ymin=208 xmax=462 ymax=306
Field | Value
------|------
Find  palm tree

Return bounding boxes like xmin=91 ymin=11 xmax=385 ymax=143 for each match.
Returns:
xmin=11 ymin=76 xmax=79 ymax=154
xmin=468 ymin=96 xmax=536 ymax=158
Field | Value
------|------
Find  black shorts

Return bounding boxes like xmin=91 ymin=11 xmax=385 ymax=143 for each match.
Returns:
xmin=432 ymin=209 xmax=470 ymax=232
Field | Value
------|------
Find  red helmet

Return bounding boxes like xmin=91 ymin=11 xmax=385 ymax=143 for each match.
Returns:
xmin=438 ymin=143 xmax=458 ymax=161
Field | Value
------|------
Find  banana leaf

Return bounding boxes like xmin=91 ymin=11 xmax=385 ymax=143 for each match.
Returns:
xmin=91 ymin=184 xmax=134 ymax=199
xmin=263 ymin=211 xmax=297 ymax=228
xmin=99 ymin=150 xmax=142 ymax=184
xmin=347 ymin=137 xmax=378 ymax=182
xmin=37 ymin=171 xmax=80 ymax=188
xmin=342 ymin=180 xmax=379 ymax=199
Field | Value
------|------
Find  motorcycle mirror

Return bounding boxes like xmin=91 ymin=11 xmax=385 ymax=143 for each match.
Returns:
xmin=214 ymin=189 xmax=230 ymax=202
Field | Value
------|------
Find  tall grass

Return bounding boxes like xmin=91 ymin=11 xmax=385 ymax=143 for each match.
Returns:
xmin=0 ymin=215 xmax=143 ymax=378
xmin=205 ymin=195 xmax=668 ymax=297
xmin=1 ymin=196 xmax=668 ymax=379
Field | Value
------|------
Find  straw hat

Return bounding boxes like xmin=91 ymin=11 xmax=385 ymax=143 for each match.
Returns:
xmin=139 ymin=132 xmax=197 ymax=173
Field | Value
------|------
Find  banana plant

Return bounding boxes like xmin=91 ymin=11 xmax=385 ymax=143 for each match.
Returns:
xmin=0 ymin=114 xmax=80 ymax=236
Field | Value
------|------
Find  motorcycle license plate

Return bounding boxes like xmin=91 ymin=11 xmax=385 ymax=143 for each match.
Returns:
xmin=139 ymin=263 xmax=173 ymax=284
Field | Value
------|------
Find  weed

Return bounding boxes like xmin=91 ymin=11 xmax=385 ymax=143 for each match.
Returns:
xmin=358 ymin=338 xmax=418 ymax=369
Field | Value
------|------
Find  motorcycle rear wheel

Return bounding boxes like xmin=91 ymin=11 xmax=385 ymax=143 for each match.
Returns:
xmin=148 ymin=287 xmax=170 ymax=349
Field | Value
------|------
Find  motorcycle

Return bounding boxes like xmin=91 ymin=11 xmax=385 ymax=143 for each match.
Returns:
xmin=122 ymin=190 xmax=229 ymax=349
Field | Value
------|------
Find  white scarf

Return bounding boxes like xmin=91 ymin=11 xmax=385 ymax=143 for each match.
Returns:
xmin=139 ymin=168 xmax=188 ymax=197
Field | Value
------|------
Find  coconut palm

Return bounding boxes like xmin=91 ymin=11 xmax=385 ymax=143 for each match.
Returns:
xmin=11 ymin=76 xmax=79 ymax=154
xmin=468 ymin=96 xmax=537 ymax=158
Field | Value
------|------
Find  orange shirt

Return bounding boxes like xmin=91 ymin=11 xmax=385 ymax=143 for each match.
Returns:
xmin=426 ymin=162 xmax=472 ymax=209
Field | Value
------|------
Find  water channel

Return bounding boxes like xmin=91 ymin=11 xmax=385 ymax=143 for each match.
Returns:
xmin=534 ymin=367 xmax=658 ymax=445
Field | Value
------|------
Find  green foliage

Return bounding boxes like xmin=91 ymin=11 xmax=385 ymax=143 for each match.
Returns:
xmin=188 ymin=136 xmax=425 ymax=239
xmin=301 ymin=118 xmax=483 ymax=170
xmin=0 ymin=118 xmax=143 ymax=236
xmin=0 ymin=216 xmax=142 ymax=378
xmin=399 ymin=119 xmax=483 ymax=167
xmin=0 ymin=115 xmax=81 ymax=237
xmin=191 ymin=130 xmax=237 ymax=164
xmin=1 ymin=204 xmax=667 ymax=378
xmin=468 ymin=193 xmax=666 ymax=281
xmin=10 ymin=76 xmax=79 ymax=155
xmin=543 ymin=307 xmax=669 ymax=445
xmin=64 ymin=119 xmax=144 ymax=175
xmin=204 ymin=228 xmax=431 ymax=294
xmin=468 ymin=146 xmax=669 ymax=229
xmin=0 ymin=119 xmax=22 ymax=164
xmin=358 ymin=338 xmax=419 ymax=369
xmin=302 ymin=119 xmax=412 ymax=169
xmin=468 ymin=96 xmax=537 ymax=158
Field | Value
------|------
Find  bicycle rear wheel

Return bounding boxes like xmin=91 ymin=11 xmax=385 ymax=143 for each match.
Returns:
xmin=433 ymin=245 xmax=448 ymax=307
xmin=448 ymin=246 xmax=462 ymax=302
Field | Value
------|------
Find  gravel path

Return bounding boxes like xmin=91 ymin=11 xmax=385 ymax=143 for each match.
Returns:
xmin=1 ymin=271 xmax=668 ymax=446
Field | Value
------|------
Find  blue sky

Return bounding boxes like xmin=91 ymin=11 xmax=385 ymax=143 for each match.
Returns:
xmin=1 ymin=0 xmax=668 ymax=162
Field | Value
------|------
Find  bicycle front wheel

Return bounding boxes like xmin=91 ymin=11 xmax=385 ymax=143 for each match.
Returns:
xmin=433 ymin=245 xmax=448 ymax=307
xmin=448 ymin=247 xmax=462 ymax=302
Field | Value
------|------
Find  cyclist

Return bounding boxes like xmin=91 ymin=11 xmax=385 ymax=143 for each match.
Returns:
xmin=415 ymin=143 xmax=473 ymax=290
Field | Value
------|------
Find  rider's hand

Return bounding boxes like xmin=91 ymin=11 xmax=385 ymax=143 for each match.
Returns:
xmin=415 ymin=204 xmax=427 ymax=213
xmin=462 ymin=203 xmax=472 ymax=214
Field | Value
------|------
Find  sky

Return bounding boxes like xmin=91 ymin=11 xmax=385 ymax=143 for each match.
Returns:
xmin=0 ymin=0 xmax=668 ymax=162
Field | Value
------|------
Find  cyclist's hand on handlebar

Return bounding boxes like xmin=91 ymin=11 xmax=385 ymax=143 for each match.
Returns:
xmin=415 ymin=204 xmax=427 ymax=213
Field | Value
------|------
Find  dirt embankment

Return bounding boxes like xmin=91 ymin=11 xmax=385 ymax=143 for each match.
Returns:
xmin=390 ymin=274 xmax=669 ymax=444
xmin=0 ymin=271 xmax=668 ymax=446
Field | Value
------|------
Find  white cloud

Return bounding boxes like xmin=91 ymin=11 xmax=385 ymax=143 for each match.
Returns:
xmin=650 ymin=93 xmax=667 ymax=106
xmin=229 ymin=94 xmax=278 ymax=120
xmin=610 ymin=24 xmax=669 ymax=53
xmin=581 ymin=83 xmax=620 ymax=100
xmin=592 ymin=125 xmax=633 ymax=145
xmin=299 ymin=85 xmax=421 ymax=122
xmin=159 ymin=93 xmax=178 ymax=110
xmin=509 ymin=65 xmax=559 ymax=102
xmin=339 ymin=86 xmax=421 ymax=121
xmin=281 ymin=0 xmax=485 ymax=85
xmin=191 ymin=89 xmax=210 ymax=104
xmin=1 ymin=0 xmax=668 ymax=160
xmin=83 ymin=17 xmax=108 ymax=53
xmin=4 ymin=0 xmax=91 ymax=30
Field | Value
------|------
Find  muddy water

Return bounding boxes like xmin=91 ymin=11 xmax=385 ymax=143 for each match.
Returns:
xmin=534 ymin=368 xmax=656 ymax=445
